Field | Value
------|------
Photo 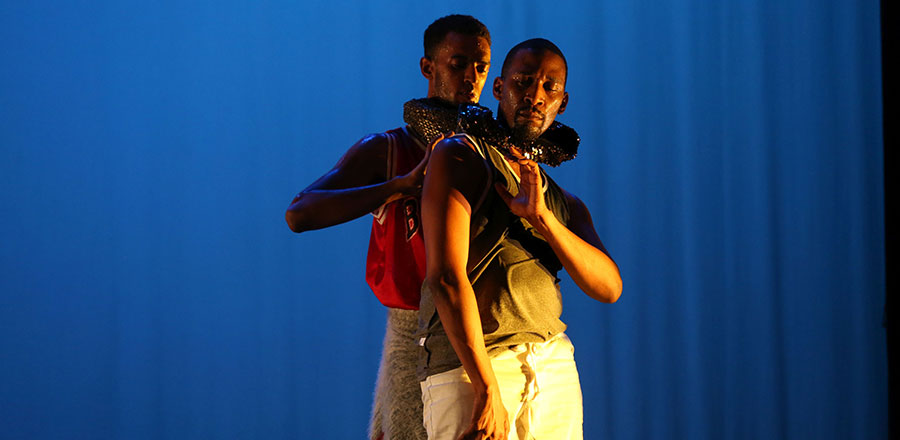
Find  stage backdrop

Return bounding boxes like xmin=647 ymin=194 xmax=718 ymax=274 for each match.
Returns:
xmin=1 ymin=1 xmax=885 ymax=439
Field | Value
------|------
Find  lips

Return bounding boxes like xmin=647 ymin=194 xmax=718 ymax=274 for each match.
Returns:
xmin=516 ymin=109 xmax=544 ymax=124
xmin=459 ymin=91 xmax=477 ymax=103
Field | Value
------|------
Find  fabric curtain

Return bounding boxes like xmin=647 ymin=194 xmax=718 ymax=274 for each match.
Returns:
xmin=1 ymin=1 xmax=885 ymax=438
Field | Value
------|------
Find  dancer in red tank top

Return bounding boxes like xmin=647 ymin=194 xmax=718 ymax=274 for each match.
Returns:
xmin=285 ymin=15 xmax=491 ymax=440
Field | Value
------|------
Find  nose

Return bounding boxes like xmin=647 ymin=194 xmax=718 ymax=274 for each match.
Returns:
xmin=523 ymin=81 xmax=546 ymax=107
xmin=464 ymin=63 xmax=477 ymax=84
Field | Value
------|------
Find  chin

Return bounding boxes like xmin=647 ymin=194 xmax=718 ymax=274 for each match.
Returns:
xmin=511 ymin=125 xmax=542 ymax=144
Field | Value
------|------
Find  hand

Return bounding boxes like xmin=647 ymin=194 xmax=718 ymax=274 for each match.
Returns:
xmin=396 ymin=131 xmax=454 ymax=197
xmin=495 ymin=158 xmax=548 ymax=225
xmin=459 ymin=388 xmax=509 ymax=440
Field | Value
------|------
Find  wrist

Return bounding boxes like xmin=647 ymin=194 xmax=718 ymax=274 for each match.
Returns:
xmin=388 ymin=173 xmax=412 ymax=196
xmin=469 ymin=371 xmax=500 ymax=393
xmin=472 ymin=381 xmax=501 ymax=398
xmin=529 ymin=209 xmax=556 ymax=233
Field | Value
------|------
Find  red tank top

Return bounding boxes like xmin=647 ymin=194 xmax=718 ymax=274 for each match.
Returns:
xmin=365 ymin=127 xmax=426 ymax=310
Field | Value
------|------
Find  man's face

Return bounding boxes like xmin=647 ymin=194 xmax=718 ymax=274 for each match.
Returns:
xmin=493 ymin=48 xmax=569 ymax=142
xmin=421 ymin=32 xmax=491 ymax=105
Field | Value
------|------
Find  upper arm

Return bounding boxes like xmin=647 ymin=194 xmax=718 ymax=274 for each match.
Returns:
xmin=421 ymin=138 xmax=489 ymax=275
xmin=297 ymin=133 xmax=390 ymax=195
xmin=564 ymin=191 xmax=612 ymax=258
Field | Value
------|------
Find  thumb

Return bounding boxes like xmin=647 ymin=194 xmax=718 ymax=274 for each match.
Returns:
xmin=429 ymin=131 xmax=454 ymax=150
xmin=425 ymin=131 xmax=452 ymax=161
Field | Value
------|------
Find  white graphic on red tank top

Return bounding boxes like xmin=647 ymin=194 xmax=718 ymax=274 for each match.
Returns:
xmin=403 ymin=198 xmax=420 ymax=240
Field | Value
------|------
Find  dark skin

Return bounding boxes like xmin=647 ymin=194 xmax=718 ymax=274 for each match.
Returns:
xmin=285 ymin=32 xmax=490 ymax=232
xmin=495 ymin=48 xmax=568 ymax=143
xmin=421 ymin=48 xmax=622 ymax=440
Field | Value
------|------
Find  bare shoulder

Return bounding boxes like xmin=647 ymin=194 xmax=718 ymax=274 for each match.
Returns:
xmin=426 ymin=134 xmax=489 ymax=204
xmin=562 ymin=188 xmax=596 ymax=228
xmin=345 ymin=132 xmax=391 ymax=164
xmin=431 ymin=134 xmax=482 ymax=165
xmin=562 ymin=189 xmax=589 ymax=214
xmin=302 ymin=131 xmax=392 ymax=191
xmin=560 ymin=189 xmax=610 ymax=253
xmin=329 ymin=131 xmax=392 ymax=183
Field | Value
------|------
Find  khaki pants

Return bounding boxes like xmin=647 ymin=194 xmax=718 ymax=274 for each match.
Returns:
xmin=420 ymin=333 xmax=583 ymax=440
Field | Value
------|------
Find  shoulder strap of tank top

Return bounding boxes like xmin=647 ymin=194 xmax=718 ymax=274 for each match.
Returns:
xmin=384 ymin=130 xmax=397 ymax=179
xmin=371 ymin=130 xmax=399 ymax=220
xmin=455 ymin=134 xmax=515 ymax=277
xmin=455 ymin=133 xmax=494 ymax=215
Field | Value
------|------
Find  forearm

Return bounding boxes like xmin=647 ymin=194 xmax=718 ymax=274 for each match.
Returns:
xmin=532 ymin=211 xmax=623 ymax=302
xmin=425 ymin=273 xmax=499 ymax=393
xmin=419 ymin=139 xmax=509 ymax=437
xmin=420 ymin=138 xmax=498 ymax=390
xmin=285 ymin=175 xmax=412 ymax=232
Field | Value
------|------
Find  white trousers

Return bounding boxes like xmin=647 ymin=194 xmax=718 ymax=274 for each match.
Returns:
xmin=420 ymin=333 xmax=583 ymax=440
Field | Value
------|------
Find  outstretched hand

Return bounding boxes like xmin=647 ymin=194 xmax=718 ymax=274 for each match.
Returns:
xmin=495 ymin=158 xmax=547 ymax=224
xmin=459 ymin=388 xmax=509 ymax=440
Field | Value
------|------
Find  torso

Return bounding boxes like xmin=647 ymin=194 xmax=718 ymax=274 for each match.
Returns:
xmin=417 ymin=134 xmax=571 ymax=379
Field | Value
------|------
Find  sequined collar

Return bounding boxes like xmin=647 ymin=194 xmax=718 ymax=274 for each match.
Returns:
xmin=403 ymin=98 xmax=460 ymax=144
xmin=457 ymin=105 xmax=579 ymax=167
xmin=403 ymin=98 xmax=580 ymax=167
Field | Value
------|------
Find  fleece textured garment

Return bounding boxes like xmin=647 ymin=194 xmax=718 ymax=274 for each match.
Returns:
xmin=369 ymin=308 xmax=427 ymax=440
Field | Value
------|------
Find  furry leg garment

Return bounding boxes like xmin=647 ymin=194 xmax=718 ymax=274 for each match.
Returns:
xmin=369 ymin=308 xmax=426 ymax=440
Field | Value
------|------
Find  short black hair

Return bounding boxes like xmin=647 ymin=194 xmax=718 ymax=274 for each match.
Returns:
xmin=500 ymin=38 xmax=568 ymax=81
xmin=423 ymin=14 xmax=490 ymax=58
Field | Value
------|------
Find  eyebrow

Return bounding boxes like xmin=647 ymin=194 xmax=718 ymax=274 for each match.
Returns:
xmin=450 ymin=54 xmax=489 ymax=63
xmin=513 ymin=72 xmax=562 ymax=83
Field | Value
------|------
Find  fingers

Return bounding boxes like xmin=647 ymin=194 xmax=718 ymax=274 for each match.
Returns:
xmin=428 ymin=133 xmax=444 ymax=148
xmin=424 ymin=134 xmax=442 ymax=161
xmin=429 ymin=131 xmax=455 ymax=149
xmin=458 ymin=426 xmax=486 ymax=440
xmin=517 ymin=160 xmax=542 ymax=194
xmin=424 ymin=131 xmax=455 ymax=163
xmin=517 ymin=159 xmax=540 ymax=179
xmin=462 ymin=427 xmax=498 ymax=440
xmin=476 ymin=423 xmax=508 ymax=440
xmin=458 ymin=407 xmax=508 ymax=440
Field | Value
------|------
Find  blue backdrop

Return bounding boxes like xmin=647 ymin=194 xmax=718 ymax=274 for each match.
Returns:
xmin=1 ymin=1 xmax=886 ymax=439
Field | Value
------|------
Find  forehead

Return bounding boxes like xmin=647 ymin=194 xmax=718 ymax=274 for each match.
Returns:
xmin=434 ymin=31 xmax=491 ymax=59
xmin=505 ymin=48 xmax=566 ymax=79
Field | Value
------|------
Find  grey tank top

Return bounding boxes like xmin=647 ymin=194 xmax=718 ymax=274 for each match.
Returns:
xmin=416 ymin=134 xmax=571 ymax=380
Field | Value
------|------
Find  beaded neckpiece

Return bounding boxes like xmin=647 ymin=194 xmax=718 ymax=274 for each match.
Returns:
xmin=403 ymin=98 xmax=580 ymax=167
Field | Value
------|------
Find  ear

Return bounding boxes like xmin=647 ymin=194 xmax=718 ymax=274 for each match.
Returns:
xmin=420 ymin=57 xmax=433 ymax=80
xmin=557 ymin=92 xmax=569 ymax=114
xmin=492 ymin=77 xmax=503 ymax=100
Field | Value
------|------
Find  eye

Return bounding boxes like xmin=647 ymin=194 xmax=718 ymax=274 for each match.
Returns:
xmin=514 ymin=76 xmax=533 ymax=88
xmin=476 ymin=64 xmax=488 ymax=74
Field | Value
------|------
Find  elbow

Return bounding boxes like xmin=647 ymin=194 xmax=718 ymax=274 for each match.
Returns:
xmin=590 ymin=275 xmax=622 ymax=304
xmin=285 ymin=210 xmax=305 ymax=233
xmin=422 ymin=270 xmax=467 ymax=306
xmin=606 ymin=275 xmax=623 ymax=303
xmin=285 ymin=197 xmax=312 ymax=233
xmin=605 ymin=279 xmax=623 ymax=303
